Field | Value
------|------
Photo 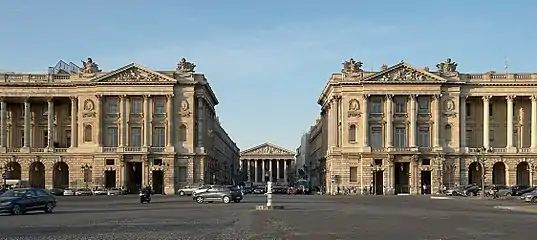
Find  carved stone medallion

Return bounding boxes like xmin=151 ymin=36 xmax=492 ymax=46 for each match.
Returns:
xmin=444 ymin=99 xmax=456 ymax=117
xmin=82 ymin=99 xmax=96 ymax=118
xmin=181 ymin=100 xmax=189 ymax=111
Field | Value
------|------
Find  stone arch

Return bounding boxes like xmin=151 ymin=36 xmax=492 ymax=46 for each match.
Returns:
xmin=29 ymin=161 xmax=46 ymax=188
xmin=516 ymin=162 xmax=530 ymax=186
xmin=348 ymin=124 xmax=357 ymax=143
xmin=443 ymin=124 xmax=452 ymax=144
xmin=492 ymin=162 xmax=507 ymax=185
xmin=179 ymin=124 xmax=187 ymax=142
xmin=52 ymin=161 xmax=70 ymax=189
xmin=5 ymin=161 xmax=22 ymax=180
xmin=468 ymin=162 xmax=483 ymax=185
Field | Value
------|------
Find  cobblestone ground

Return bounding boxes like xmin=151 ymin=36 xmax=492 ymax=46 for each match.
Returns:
xmin=0 ymin=194 xmax=535 ymax=239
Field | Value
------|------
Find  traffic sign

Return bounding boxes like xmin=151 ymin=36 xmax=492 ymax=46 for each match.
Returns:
xmin=1 ymin=173 xmax=6 ymax=180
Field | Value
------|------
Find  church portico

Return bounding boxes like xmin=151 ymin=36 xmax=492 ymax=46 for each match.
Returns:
xmin=240 ymin=143 xmax=295 ymax=184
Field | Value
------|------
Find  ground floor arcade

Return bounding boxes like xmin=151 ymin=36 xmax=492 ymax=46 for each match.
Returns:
xmin=322 ymin=153 xmax=537 ymax=195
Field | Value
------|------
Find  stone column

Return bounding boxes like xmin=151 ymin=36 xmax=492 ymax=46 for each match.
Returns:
xmin=196 ymin=96 xmax=205 ymax=153
xmin=268 ymin=160 xmax=273 ymax=182
xmin=23 ymin=99 xmax=31 ymax=148
xmin=70 ymin=97 xmax=77 ymax=148
xmin=385 ymin=95 xmax=393 ymax=148
xmin=0 ymin=99 xmax=6 ymax=148
xmin=246 ymin=160 xmax=251 ymax=182
xmin=283 ymin=160 xmax=288 ymax=183
xmin=530 ymin=95 xmax=537 ymax=152
xmin=482 ymin=96 xmax=491 ymax=150
xmin=409 ymin=94 xmax=417 ymax=148
xmin=327 ymin=98 xmax=337 ymax=149
xmin=387 ymin=160 xmax=394 ymax=195
xmin=119 ymin=96 xmax=126 ymax=147
xmin=142 ymin=95 xmax=150 ymax=147
xmin=166 ymin=94 xmax=173 ymax=147
xmin=253 ymin=160 xmax=258 ymax=183
xmin=96 ymin=95 xmax=103 ymax=147
xmin=433 ymin=94 xmax=441 ymax=148
xmin=362 ymin=94 xmax=369 ymax=148
xmin=276 ymin=159 xmax=280 ymax=181
xmin=506 ymin=96 xmax=515 ymax=150
xmin=46 ymin=98 xmax=54 ymax=149
xmin=460 ymin=96 xmax=467 ymax=150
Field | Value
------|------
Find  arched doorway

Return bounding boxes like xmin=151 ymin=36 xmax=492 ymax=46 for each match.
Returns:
xmin=516 ymin=162 xmax=530 ymax=186
xmin=29 ymin=162 xmax=46 ymax=188
xmin=52 ymin=162 xmax=70 ymax=189
xmin=468 ymin=162 xmax=482 ymax=185
xmin=492 ymin=162 xmax=506 ymax=185
xmin=5 ymin=162 xmax=22 ymax=180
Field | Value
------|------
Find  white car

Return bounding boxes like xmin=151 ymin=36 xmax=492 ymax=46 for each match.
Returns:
xmin=92 ymin=187 xmax=108 ymax=195
xmin=107 ymin=188 xmax=123 ymax=195
xmin=177 ymin=185 xmax=202 ymax=196
xmin=192 ymin=185 xmax=214 ymax=196
xmin=63 ymin=188 xmax=75 ymax=196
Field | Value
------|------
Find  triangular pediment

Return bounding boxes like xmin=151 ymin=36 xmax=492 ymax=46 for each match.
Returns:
xmin=362 ymin=62 xmax=446 ymax=83
xmin=241 ymin=142 xmax=295 ymax=156
xmin=91 ymin=63 xmax=177 ymax=83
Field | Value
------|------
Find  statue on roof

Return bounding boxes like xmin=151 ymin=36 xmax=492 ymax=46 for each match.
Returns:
xmin=176 ymin=58 xmax=196 ymax=73
xmin=436 ymin=58 xmax=458 ymax=74
xmin=342 ymin=58 xmax=363 ymax=74
xmin=81 ymin=57 xmax=101 ymax=74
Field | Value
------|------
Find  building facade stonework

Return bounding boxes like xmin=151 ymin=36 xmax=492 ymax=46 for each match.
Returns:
xmin=308 ymin=57 xmax=537 ymax=195
xmin=0 ymin=57 xmax=240 ymax=194
xmin=240 ymin=142 xmax=295 ymax=184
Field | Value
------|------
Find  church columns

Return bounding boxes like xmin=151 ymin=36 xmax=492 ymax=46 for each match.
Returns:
xmin=240 ymin=158 xmax=293 ymax=183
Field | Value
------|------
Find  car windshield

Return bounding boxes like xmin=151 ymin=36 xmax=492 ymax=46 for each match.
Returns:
xmin=1 ymin=189 xmax=26 ymax=197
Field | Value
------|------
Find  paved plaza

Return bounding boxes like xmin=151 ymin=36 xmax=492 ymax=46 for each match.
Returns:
xmin=0 ymin=194 xmax=536 ymax=239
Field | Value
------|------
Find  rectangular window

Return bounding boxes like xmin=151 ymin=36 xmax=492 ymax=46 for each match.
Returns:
xmin=370 ymin=126 xmax=383 ymax=148
xmin=394 ymin=126 xmax=406 ymax=147
xmin=105 ymin=159 xmax=115 ymax=165
xmin=370 ymin=97 xmax=382 ymax=114
xmin=418 ymin=126 xmax=430 ymax=147
xmin=107 ymin=127 xmax=118 ymax=147
xmin=349 ymin=167 xmax=358 ymax=183
xmin=466 ymin=102 xmax=471 ymax=117
xmin=130 ymin=97 xmax=143 ymax=114
xmin=395 ymin=97 xmax=406 ymax=114
xmin=489 ymin=129 xmax=494 ymax=141
xmin=179 ymin=167 xmax=187 ymax=182
xmin=466 ymin=129 xmax=472 ymax=146
xmin=418 ymin=97 xmax=430 ymax=114
xmin=42 ymin=130 xmax=48 ymax=148
xmin=65 ymin=130 xmax=71 ymax=147
xmin=422 ymin=159 xmax=431 ymax=165
xmin=152 ymin=127 xmax=165 ymax=147
xmin=153 ymin=97 xmax=166 ymax=114
xmin=107 ymin=97 xmax=118 ymax=114
xmin=489 ymin=103 xmax=493 ymax=117
xmin=19 ymin=129 xmax=24 ymax=147
xmin=129 ymin=127 xmax=142 ymax=147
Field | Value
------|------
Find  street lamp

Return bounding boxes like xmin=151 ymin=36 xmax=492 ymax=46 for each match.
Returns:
xmin=444 ymin=163 xmax=456 ymax=189
xmin=476 ymin=147 xmax=492 ymax=197
xmin=81 ymin=164 xmax=92 ymax=188
xmin=370 ymin=163 xmax=381 ymax=195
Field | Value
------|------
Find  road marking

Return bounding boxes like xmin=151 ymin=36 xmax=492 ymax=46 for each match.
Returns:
xmin=430 ymin=196 xmax=453 ymax=200
xmin=493 ymin=206 xmax=515 ymax=210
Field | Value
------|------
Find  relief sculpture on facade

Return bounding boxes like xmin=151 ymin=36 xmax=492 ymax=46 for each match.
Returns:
xmin=443 ymin=98 xmax=457 ymax=117
xmin=179 ymin=100 xmax=192 ymax=118
xmin=109 ymin=68 xmax=161 ymax=82
xmin=436 ymin=58 xmax=458 ymax=75
xmin=347 ymin=99 xmax=361 ymax=118
xmin=80 ymin=57 xmax=101 ymax=78
xmin=250 ymin=146 xmax=286 ymax=155
xmin=82 ymin=99 xmax=96 ymax=118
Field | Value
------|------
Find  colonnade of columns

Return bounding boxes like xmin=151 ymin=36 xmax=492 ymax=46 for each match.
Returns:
xmin=240 ymin=159 xmax=291 ymax=183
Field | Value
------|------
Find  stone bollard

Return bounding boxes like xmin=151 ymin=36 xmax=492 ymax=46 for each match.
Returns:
xmin=255 ymin=181 xmax=284 ymax=210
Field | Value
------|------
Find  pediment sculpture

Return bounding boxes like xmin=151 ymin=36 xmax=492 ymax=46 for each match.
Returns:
xmin=341 ymin=58 xmax=363 ymax=74
xmin=436 ymin=58 xmax=458 ymax=75
xmin=378 ymin=68 xmax=429 ymax=81
xmin=250 ymin=146 xmax=287 ymax=155
xmin=176 ymin=58 xmax=196 ymax=73
xmin=107 ymin=68 xmax=161 ymax=82
xmin=80 ymin=57 xmax=101 ymax=77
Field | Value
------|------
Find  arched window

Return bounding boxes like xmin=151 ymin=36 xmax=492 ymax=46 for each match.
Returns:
xmin=444 ymin=124 xmax=452 ymax=144
xmin=84 ymin=124 xmax=93 ymax=142
xmin=179 ymin=124 xmax=187 ymax=142
xmin=348 ymin=124 xmax=357 ymax=143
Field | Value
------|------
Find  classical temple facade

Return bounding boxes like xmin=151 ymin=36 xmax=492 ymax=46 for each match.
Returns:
xmin=239 ymin=142 xmax=295 ymax=184
xmin=306 ymin=57 xmax=537 ymax=195
xmin=0 ymin=57 xmax=240 ymax=194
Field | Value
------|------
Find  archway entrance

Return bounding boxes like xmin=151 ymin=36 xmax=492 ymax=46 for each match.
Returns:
xmin=152 ymin=170 xmax=164 ymax=194
xmin=420 ymin=171 xmax=432 ymax=194
xmin=104 ymin=170 xmax=116 ymax=189
xmin=516 ymin=162 xmax=530 ymax=186
xmin=394 ymin=162 xmax=410 ymax=194
xmin=372 ymin=170 xmax=383 ymax=195
xmin=468 ymin=162 xmax=482 ymax=185
xmin=52 ymin=162 xmax=70 ymax=189
xmin=29 ymin=162 xmax=45 ymax=188
xmin=125 ymin=162 xmax=142 ymax=193
xmin=5 ymin=162 xmax=22 ymax=180
xmin=492 ymin=162 xmax=506 ymax=185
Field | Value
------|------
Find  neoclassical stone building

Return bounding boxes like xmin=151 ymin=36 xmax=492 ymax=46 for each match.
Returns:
xmin=307 ymin=57 xmax=537 ymax=195
xmin=0 ymin=57 xmax=240 ymax=194
xmin=239 ymin=142 xmax=296 ymax=184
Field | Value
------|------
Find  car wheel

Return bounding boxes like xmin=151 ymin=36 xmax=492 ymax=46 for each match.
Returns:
xmin=195 ymin=196 xmax=204 ymax=204
xmin=11 ymin=204 xmax=23 ymax=215
xmin=233 ymin=199 xmax=241 ymax=203
xmin=222 ymin=196 xmax=231 ymax=204
xmin=532 ymin=197 xmax=537 ymax=203
xmin=179 ymin=191 xmax=185 ymax=196
xmin=44 ymin=202 xmax=54 ymax=213
xmin=506 ymin=192 xmax=512 ymax=196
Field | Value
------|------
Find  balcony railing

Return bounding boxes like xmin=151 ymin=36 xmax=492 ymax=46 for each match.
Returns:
xmin=103 ymin=147 xmax=117 ymax=153
xmin=151 ymin=147 xmax=166 ymax=152
xmin=6 ymin=148 xmax=20 ymax=153
xmin=124 ymin=147 xmax=142 ymax=152
xmin=519 ymin=148 xmax=531 ymax=153
xmin=31 ymin=148 xmax=45 ymax=152
xmin=55 ymin=148 xmax=68 ymax=153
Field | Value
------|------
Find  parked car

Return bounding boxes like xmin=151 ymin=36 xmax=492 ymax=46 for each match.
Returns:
xmin=464 ymin=184 xmax=482 ymax=196
xmin=107 ymin=188 xmax=123 ymax=195
xmin=63 ymin=188 xmax=75 ymax=196
xmin=520 ymin=190 xmax=537 ymax=200
xmin=193 ymin=185 xmax=243 ymax=204
xmin=252 ymin=186 xmax=266 ymax=194
xmin=177 ymin=185 xmax=202 ymax=196
xmin=446 ymin=186 xmax=466 ymax=196
xmin=75 ymin=188 xmax=93 ymax=196
xmin=48 ymin=188 xmax=64 ymax=196
xmin=92 ymin=187 xmax=108 ymax=195
xmin=514 ymin=186 xmax=534 ymax=196
xmin=522 ymin=191 xmax=537 ymax=203
xmin=0 ymin=188 xmax=57 ymax=215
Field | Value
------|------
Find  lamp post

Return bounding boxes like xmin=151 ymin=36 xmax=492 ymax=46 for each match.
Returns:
xmin=444 ymin=163 xmax=456 ymax=189
xmin=81 ymin=164 xmax=92 ymax=189
xmin=371 ymin=163 xmax=381 ymax=195
xmin=476 ymin=147 xmax=492 ymax=197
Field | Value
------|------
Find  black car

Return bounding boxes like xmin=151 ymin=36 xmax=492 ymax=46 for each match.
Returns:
xmin=514 ymin=186 xmax=535 ymax=196
xmin=0 ymin=188 xmax=57 ymax=215
xmin=193 ymin=185 xmax=243 ymax=204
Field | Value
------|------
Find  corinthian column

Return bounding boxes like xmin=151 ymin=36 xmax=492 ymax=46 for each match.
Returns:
xmin=166 ymin=94 xmax=174 ymax=147
xmin=506 ymin=96 xmax=515 ymax=151
xmin=119 ymin=95 xmax=126 ymax=147
xmin=46 ymin=98 xmax=54 ymax=149
xmin=531 ymin=96 xmax=537 ymax=150
xmin=482 ymin=96 xmax=491 ymax=150
xmin=385 ymin=95 xmax=393 ymax=148
xmin=70 ymin=97 xmax=77 ymax=148
xmin=433 ymin=94 xmax=442 ymax=148
xmin=0 ymin=99 xmax=6 ymax=148
xmin=409 ymin=94 xmax=417 ymax=148
xmin=362 ymin=94 xmax=369 ymax=148
xmin=23 ymin=99 xmax=31 ymax=148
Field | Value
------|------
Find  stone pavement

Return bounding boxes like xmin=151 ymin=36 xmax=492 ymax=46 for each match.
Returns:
xmin=0 ymin=194 xmax=536 ymax=239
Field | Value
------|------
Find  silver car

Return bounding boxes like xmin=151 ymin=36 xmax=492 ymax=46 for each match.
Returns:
xmin=522 ymin=191 xmax=537 ymax=202
xmin=177 ymin=185 xmax=201 ymax=196
xmin=63 ymin=188 xmax=75 ymax=196
xmin=107 ymin=188 xmax=123 ymax=195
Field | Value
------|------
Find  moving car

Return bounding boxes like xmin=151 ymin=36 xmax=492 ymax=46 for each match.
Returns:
xmin=63 ymin=188 xmax=75 ymax=196
xmin=193 ymin=185 xmax=243 ymax=204
xmin=0 ymin=188 xmax=57 ymax=215
xmin=177 ymin=185 xmax=201 ymax=196
xmin=522 ymin=191 xmax=537 ymax=203
xmin=107 ymin=188 xmax=123 ymax=195
xmin=75 ymin=188 xmax=93 ymax=196
xmin=192 ymin=185 xmax=213 ymax=196
xmin=92 ymin=187 xmax=108 ymax=195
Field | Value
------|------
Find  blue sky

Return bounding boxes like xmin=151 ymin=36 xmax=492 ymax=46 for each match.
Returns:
xmin=0 ymin=1 xmax=535 ymax=151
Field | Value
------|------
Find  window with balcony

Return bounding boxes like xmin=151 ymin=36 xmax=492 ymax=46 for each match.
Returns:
xmin=130 ymin=97 xmax=143 ymax=114
xmin=19 ymin=129 xmax=24 ymax=147
xmin=394 ymin=126 xmax=407 ymax=147
xmin=106 ymin=97 xmax=118 ymax=114
xmin=418 ymin=126 xmax=430 ymax=147
xmin=42 ymin=130 xmax=48 ymax=148
xmin=466 ymin=129 xmax=472 ymax=147
xmin=370 ymin=126 xmax=383 ymax=148
xmin=152 ymin=127 xmax=165 ymax=147
xmin=129 ymin=127 xmax=142 ymax=147
xmin=348 ymin=124 xmax=357 ymax=143
xmin=489 ymin=103 xmax=493 ymax=117
xmin=394 ymin=97 xmax=406 ymax=114
xmin=418 ymin=97 xmax=430 ymax=114
xmin=106 ymin=127 xmax=118 ymax=147
xmin=349 ymin=167 xmax=358 ymax=182
xmin=153 ymin=97 xmax=166 ymax=114
xmin=370 ymin=97 xmax=382 ymax=115
xmin=65 ymin=130 xmax=71 ymax=147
